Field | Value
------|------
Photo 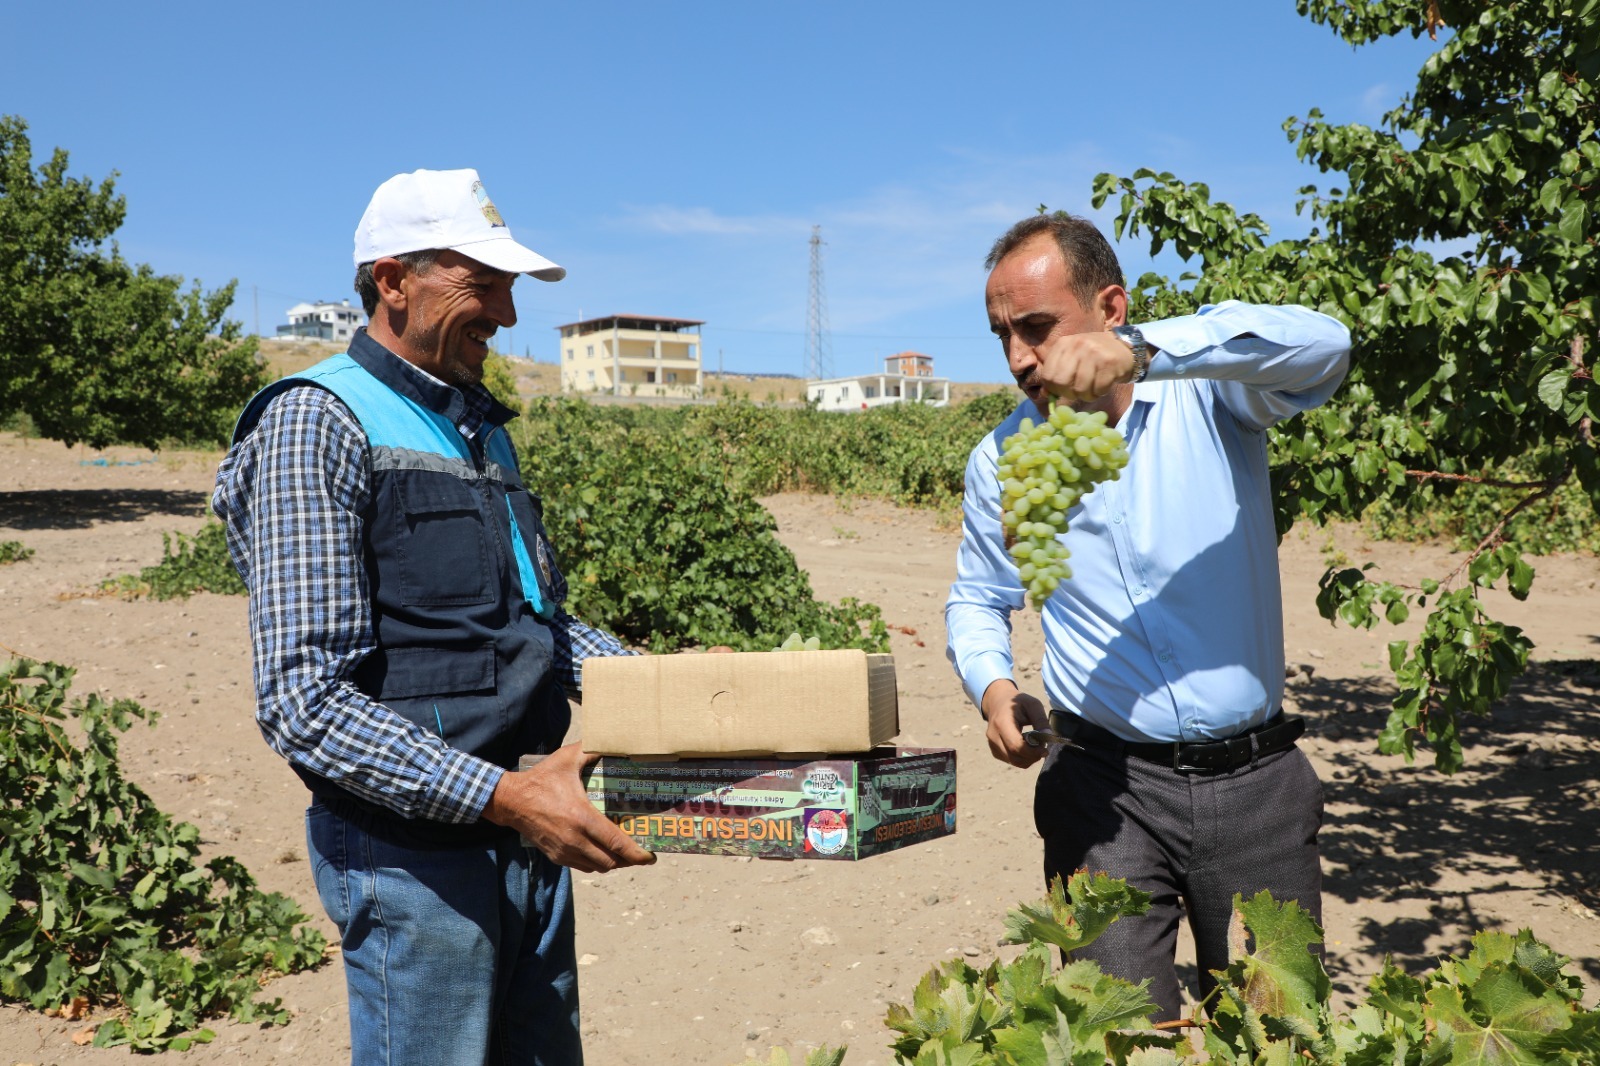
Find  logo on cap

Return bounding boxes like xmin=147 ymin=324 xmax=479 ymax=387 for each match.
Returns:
xmin=472 ymin=180 xmax=506 ymax=228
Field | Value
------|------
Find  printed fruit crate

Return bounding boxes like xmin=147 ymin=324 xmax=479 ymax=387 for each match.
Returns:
xmin=525 ymin=747 xmax=955 ymax=860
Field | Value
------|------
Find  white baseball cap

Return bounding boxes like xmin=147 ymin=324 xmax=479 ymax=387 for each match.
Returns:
xmin=353 ymin=168 xmax=566 ymax=282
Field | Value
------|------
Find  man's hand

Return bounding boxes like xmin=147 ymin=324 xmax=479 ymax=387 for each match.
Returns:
xmin=981 ymin=680 xmax=1051 ymax=768
xmin=481 ymin=742 xmax=656 ymax=873
xmin=1036 ymin=330 xmax=1137 ymax=406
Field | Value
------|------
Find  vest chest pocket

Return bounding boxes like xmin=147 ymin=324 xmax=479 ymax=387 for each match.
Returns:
xmin=393 ymin=474 xmax=492 ymax=606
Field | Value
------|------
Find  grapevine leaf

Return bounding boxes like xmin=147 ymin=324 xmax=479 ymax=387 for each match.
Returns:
xmin=1215 ymin=891 xmax=1329 ymax=1026
xmin=1003 ymin=872 xmax=1152 ymax=955
xmin=894 ymin=958 xmax=1004 ymax=1054
xmin=1051 ymin=958 xmax=1161 ymax=1032
xmin=1107 ymin=1037 xmax=1186 ymax=1065
xmin=928 ymin=1042 xmax=991 ymax=1066
xmin=993 ymin=945 xmax=1056 ymax=1015
xmin=1536 ymin=1010 xmax=1600 ymax=1059
xmin=1509 ymin=932 xmax=1582 ymax=997
xmin=1425 ymin=983 xmax=1554 ymax=1065
xmin=991 ymin=1016 xmax=1075 ymax=1066
xmin=1366 ymin=960 xmax=1429 ymax=1027
xmin=1471 ymin=964 xmax=1577 ymax=1036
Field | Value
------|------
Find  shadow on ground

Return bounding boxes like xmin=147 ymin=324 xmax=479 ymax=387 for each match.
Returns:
xmin=1295 ymin=659 xmax=1600 ymax=998
xmin=0 ymin=489 xmax=209 ymax=530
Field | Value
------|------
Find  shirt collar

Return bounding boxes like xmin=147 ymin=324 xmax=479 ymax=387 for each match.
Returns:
xmin=347 ymin=328 xmax=518 ymax=440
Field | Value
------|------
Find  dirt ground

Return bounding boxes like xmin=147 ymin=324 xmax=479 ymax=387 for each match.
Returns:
xmin=2 ymin=430 xmax=1598 ymax=1065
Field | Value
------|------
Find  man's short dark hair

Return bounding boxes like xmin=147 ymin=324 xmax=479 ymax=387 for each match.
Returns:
xmin=353 ymin=249 xmax=440 ymax=316
xmin=985 ymin=213 xmax=1125 ymax=310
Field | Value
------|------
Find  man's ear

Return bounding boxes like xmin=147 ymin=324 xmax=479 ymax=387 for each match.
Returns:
xmin=371 ymin=257 xmax=409 ymax=312
xmin=1095 ymin=284 xmax=1130 ymax=328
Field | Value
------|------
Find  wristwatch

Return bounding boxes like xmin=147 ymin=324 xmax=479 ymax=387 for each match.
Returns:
xmin=1111 ymin=324 xmax=1151 ymax=384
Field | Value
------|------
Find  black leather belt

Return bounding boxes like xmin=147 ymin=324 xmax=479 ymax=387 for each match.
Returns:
xmin=1046 ymin=710 xmax=1304 ymax=774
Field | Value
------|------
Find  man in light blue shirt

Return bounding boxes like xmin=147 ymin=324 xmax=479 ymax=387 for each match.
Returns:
xmin=945 ymin=213 xmax=1350 ymax=1020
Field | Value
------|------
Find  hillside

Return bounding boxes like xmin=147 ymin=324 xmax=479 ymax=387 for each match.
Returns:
xmin=256 ymin=337 xmax=1011 ymax=408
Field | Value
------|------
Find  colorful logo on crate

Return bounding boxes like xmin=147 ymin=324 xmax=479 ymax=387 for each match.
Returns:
xmin=944 ymin=792 xmax=957 ymax=833
xmin=801 ymin=769 xmax=844 ymax=803
xmin=804 ymin=809 xmax=849 ymax=855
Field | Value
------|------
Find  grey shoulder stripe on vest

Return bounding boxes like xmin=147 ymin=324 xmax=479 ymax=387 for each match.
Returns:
xmin=369 ymin=446 xmax=512 ymax=484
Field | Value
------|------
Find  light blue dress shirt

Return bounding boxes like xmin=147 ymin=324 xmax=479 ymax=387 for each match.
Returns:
xmin=944 ymin=301 xmax=1351 ymax=743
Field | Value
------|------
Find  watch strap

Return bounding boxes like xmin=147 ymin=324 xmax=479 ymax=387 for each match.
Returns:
xmin=1112 ymin=325 xmax=1151 ymax=384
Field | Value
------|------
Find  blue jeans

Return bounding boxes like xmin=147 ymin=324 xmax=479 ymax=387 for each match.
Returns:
xmin=306 ymin=802 xmax=582 ymax=1065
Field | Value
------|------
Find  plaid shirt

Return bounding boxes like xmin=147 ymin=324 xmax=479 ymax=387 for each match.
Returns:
xmin=212 ymin=340 xmax=629 ymax=824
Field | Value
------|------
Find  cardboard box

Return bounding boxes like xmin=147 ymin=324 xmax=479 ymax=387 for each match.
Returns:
xmin=522 ymin=747 xmax=956 ymax=861
xmin=580 ymin=650 xmax=899 ymax=757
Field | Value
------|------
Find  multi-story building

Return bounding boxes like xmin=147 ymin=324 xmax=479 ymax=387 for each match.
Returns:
xmin=276 ymin=299 xmax=365 ymax=343
xmin=806 ymin=351 xmax=951 ymax=412
xmin=556 ymin=314 xmax=704 ymax=397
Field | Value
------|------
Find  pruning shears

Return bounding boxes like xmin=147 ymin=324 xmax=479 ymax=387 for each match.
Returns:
xmin=1021 ymin=728 xmax=1084 ymax=752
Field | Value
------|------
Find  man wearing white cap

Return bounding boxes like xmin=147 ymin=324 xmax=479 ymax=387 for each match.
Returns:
xmin=213 ymin=169 xmax=653 ymax=1064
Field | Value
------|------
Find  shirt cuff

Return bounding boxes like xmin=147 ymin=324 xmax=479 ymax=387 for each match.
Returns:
xmin=962 ymin=652 xmax=1016 ymax=712
xmin=421 ymin=750 xmax=507 ymax=824
xmin=1136 ymin=318 xmax=1209 ymax=380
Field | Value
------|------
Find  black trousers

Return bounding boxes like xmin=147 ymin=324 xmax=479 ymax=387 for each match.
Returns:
xmin=1033 ymin=742 xmax=1324 ymax=1021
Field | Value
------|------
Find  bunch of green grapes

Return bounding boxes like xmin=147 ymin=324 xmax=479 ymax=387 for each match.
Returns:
xmin=774 ymin=632 xmax=823 ymax=651
xmin=998 ymin=407 xmax=1129 ymax=610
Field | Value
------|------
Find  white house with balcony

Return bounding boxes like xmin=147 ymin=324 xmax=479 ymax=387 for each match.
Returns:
xmin=806 ymin=351 xmax=951 ymax=411
xmin=557 ymin=314 xmax=704 ymax=397
xmin=277 ymin=299 xmax=365 ymax=342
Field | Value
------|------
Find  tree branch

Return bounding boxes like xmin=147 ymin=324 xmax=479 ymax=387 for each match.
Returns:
xmin=1574 ymin=335 xmax=1593 ymax=447
xmin=1442 ymin=468 xmax=1569 ymax=586
xmin=1403 ymin=469 xmax=1562 ymax=489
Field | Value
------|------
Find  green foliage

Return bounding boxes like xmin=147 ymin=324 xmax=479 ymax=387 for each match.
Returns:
xmin=744 ymin=873 xmax=1600 ymax=1065
xmin=482 ymin=352 xmax=522 ymax=415
xmin=674 ymin=392 xmax=1018 ymax=511
xmin=1002 ymin=869 xmax=1152 ymax=957
xmin=0 ymin=540 xmax=34 ymax=564
xmin=0 ymin=115 xmax=266 ymax=449
xmin=1204 ymin=891 xmax=1329 ymax=1058
xmin=741 ymin=1049 xmax=848 ymax=1066
xmin=879 ymin=873 xmax=1175 ymax=1065
xmin=1089 ymin=1 xmax=1600 ymax=771
xmin=0 ymin=656 xmax=326 ymax=1051
xmin=103 ymin=522 xmax=245 ymax=600
xmin=1362 ymin=449 xmax=1600 ymax=554
xmin=513 ymin=398 xmax=889 ymax=652
xmin=1318 ymin=560 xmax=1535 ymax=772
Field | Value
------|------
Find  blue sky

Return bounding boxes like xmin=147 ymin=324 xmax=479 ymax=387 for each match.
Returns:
xmin=3 ymin=2 xmax=1440 ymax=383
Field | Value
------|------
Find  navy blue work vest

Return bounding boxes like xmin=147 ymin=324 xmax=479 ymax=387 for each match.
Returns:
xmin=234 ymin=340 xmax=569 ymax=844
